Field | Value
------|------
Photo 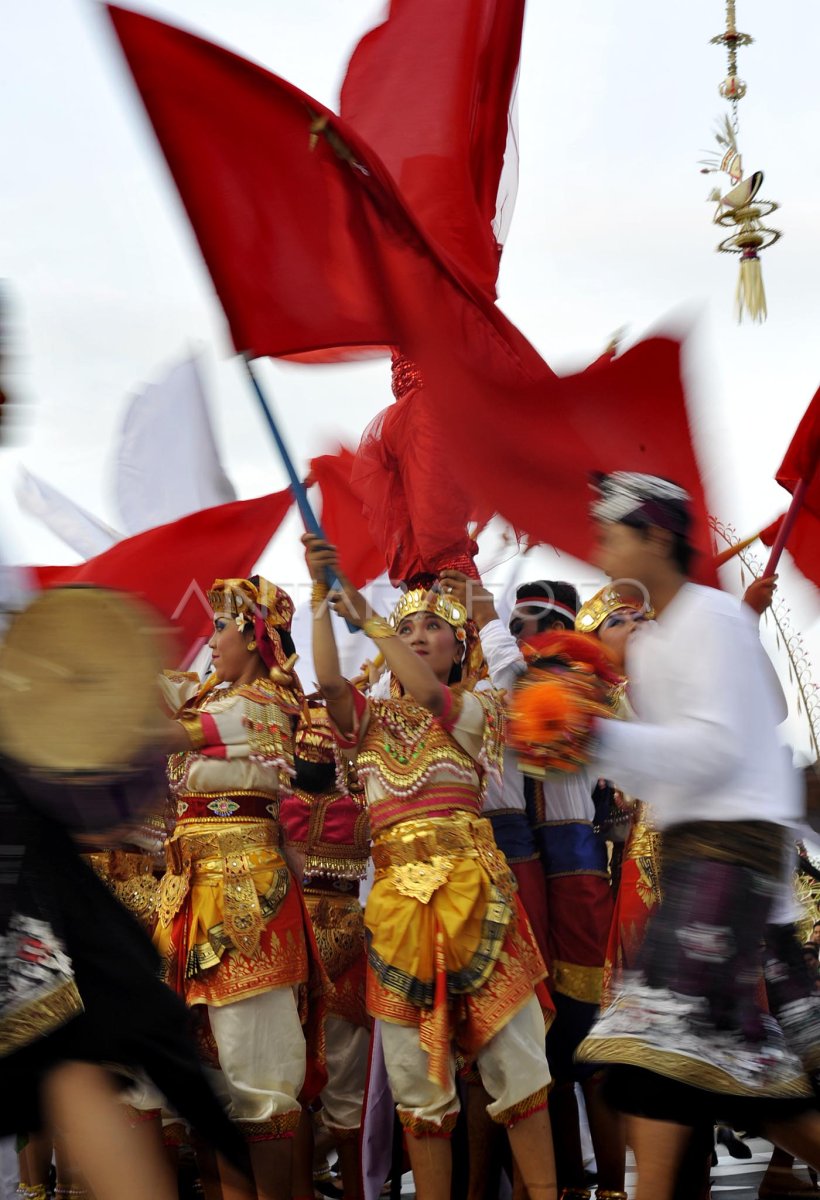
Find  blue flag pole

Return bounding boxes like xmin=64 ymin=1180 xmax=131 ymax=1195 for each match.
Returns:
xmin=242 ymin=354 xmax=358 ymax=630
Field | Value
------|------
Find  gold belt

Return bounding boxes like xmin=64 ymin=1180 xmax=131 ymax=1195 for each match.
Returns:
xmin=84 ymin=850 xmax=155 ymax=880
xmin=157 ymin=823 xmax=281 ymax=958
xmin=372 ymin=812 xmax=508 ymax=905
xmin=168 ymin=821 xmax=280 ymax=868
xmin=84 ymin=851 xmax=159 ymax=922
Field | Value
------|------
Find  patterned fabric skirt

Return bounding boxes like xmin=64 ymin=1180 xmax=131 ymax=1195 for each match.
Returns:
xmin=155 ymin=826 xmax=309 ymax=1007
xmin=365 ymin=811 xmax=552 ymax=1088
xmin=155 ymin=823 xmax=328 ymax=1101
xmin=578 ymin=820 xmax=813 ymax=1108
xmin=303 ymin=884 xmax=369 ymax=1029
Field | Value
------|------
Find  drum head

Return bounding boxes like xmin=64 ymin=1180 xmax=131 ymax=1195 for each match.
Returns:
xmin=0 ymin=586 xmax=170 ymax=773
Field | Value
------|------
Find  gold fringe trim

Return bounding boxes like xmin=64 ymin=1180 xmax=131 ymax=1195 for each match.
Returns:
xmin=575 ymin=1035 xmax=813 ymax=1099
xmin=0 ymin=977 xmax=83 ymax=1056
xmin=552 ymin=960 xmax=604 ymax=1005
xmin=493 ymin=1085 xmax=549 ymax=1128
xmin=397 ymin=1108 xmax=459 ymax=1139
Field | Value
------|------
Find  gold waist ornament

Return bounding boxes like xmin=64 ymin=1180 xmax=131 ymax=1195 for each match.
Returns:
xmin=84 ymin=850 xmax=159 ymax=922
xmin=372 ymin=811 xmax=508 ymax=905
xmin=157 ymin=822 xmax=282 ymax=958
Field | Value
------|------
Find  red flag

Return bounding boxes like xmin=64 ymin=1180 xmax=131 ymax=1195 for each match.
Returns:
xmin=308 ymin=448 xmax=385 ymax=587
xmin=776 ymin=384 xmax=820 ymax=513
xmin=340 ymin=0 xmax=524 ymax=299
xmin=34 ymin=490 xmax=293 ymax=664
xmin=407 ymin=333 xmax=717 ymax=584
xmin=107 ymin=7 xmax=715 ymax=583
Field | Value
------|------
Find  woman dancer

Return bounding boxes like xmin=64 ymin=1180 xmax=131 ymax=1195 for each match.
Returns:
xmin=303 ymin=534 xmax=556 ymax=1200
xmin=155 ymin=576 xmax=324 ymax=1200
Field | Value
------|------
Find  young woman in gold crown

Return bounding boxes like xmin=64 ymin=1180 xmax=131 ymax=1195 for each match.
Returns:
xmin=154 ymin=576 xmax=325 ymax=1200
xmin=303 ymin=534 xmax=556 ymax=1200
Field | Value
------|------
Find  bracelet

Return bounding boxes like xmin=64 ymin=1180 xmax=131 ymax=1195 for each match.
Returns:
xmin=362 ymin=615 xmax=396 ymax=641
xmin=311 ymin=581 xmax=330 ymax=610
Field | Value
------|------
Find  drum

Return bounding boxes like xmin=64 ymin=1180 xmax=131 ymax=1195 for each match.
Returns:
xmin=0 ymin=586 xmax=172 ymax=831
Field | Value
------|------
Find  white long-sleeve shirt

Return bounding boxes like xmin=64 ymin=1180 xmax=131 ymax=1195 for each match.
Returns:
xmin=479 ymin=619 xmax=594 ymax=818
xmin=595 ymin=582 xmax=803 ymax=831
xmin=479 ymin=619 xmax=527 ymax=813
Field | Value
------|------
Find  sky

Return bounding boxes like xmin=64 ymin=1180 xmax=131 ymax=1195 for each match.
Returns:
xmin=1 ymin=0 xmax=820 ymax=758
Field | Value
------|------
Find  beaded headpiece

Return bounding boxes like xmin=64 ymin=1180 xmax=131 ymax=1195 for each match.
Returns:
xmin=387 ymin=586 xmax=486 ymax=695
xmin=388 ymin=587 xmax=468 ymax=635
xmin=575 ymin=583 xmax=654 ymax=635
xmin=208 ymin=576 xmax=295 ymax=674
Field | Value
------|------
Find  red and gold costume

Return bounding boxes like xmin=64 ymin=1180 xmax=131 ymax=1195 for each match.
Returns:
xmin=602 ymin=798 xmax=661 ymax=1007
xmin=332 ymin=589 xmax=552 ymax=1136
xmin=280 ymin=702 xmax=371 ymax=1140
xmin=575 ymin=584 xmax=661 ymax=1009
xmin=84 ymin=847 xmax=161 ymax=930
xmin=154 ymin=577 xmax=324 ymax=1141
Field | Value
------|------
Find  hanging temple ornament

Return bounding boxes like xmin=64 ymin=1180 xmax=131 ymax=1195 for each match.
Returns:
xmin=700 ymin=0 xmax=781 ymax=323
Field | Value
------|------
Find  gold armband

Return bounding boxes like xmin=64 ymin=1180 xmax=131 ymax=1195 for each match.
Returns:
xmin=311 ymin=581 xmax=330 ymax=610
xmin=362 ymin=615 xmax=395 ymax=640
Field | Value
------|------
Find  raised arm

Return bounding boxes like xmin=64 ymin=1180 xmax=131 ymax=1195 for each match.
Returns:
xmin=303 ymin=534 xmax=356 ymax=733
xmin=303 ymin=535 xmax=450 ymax=717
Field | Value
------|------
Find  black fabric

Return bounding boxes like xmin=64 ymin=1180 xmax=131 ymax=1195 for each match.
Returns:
xmin=601 ymin=1064 xmax=815 ymax=1130
xmin=293 ymin=754 xmax=337 ymax=795
xmin=0 ymin=765 xmax=246 ymax=1168
xmin=547 ymin=991 xmax=598 ymax=1084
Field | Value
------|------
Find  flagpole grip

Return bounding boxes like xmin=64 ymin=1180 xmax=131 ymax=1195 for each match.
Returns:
xmin=242 ymin=355 xmax=359 ymax=632
xmin=713 ymin=527 xmax=766 ymax=569
xmin=763 ymin=477 xmax=807 ymax=577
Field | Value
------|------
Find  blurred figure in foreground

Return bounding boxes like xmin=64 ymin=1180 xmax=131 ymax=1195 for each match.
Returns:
xmin=576 ymin=472 xmax=820 ymax=1200
xmin=0 ymin=586 xmax=246 ymax=1200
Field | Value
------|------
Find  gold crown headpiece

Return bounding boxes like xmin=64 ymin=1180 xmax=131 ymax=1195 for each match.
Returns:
xmin=389 ymin=587 xmax=468 ymax=640
xmin=207 ymin=577 xmax=294 ymax=632
xmin=575 ymin=583 xmax=653 ymax=634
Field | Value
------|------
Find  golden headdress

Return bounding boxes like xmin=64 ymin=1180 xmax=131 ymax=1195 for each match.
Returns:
xmin=208 ymin=575 xmax=296 ymax=676
xmin=575 ymin=583 xmax=653 ymax=635
xmin=388 ymin=587 xmax=468 ymax=634
xmin=387 ymin=586 xmax=486 ymax=694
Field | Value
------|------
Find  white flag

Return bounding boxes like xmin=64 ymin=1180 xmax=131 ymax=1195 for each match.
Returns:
xmin=15 ymin=466 xmax=120 ymax=559
xmin=115 ymin=356 xmax=235 ymax=534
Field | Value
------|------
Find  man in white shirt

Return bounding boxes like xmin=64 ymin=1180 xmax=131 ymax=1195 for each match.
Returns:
xmin=575 ymin=471 xmax=820 ymax=1200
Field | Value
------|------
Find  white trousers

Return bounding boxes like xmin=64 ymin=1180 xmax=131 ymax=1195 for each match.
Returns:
xmin=125 ymin=987 xmax=307 ymax=1127
xmin=380 ymin=994 xmax=550 ymax=1130
xmin=321 ymin=1016 xmax=370 ymax=1132
xmin=208 ymin=987 xmax=306 ymax=1122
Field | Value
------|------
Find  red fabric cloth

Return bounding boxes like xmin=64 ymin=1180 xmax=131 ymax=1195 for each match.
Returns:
xmin=107 ymin=6 xmax=715 ymax=583
xmin=509 ymin=858 xmax=551 ymax=970
xmin=756 ymin=386 xmax=820 ymax=589
xmin=339 ymin=0 xmax=524 ymax=300
xmin=308 ymin=447 xmax=385 ymax=586
xmin=761 ymin=509 xmax=820 ymax=592
xmin=33 ymin=489 xmax=293 ymax=665
xmin=545 ymin=875 xmax=612 ymax=972
xmin=352 ymin=378 xmax=483 ymax=581
xmin=776 ymin=383 xmax=820 ymax=514
xmin=107 ymin=5 xmax=401 ymax=363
